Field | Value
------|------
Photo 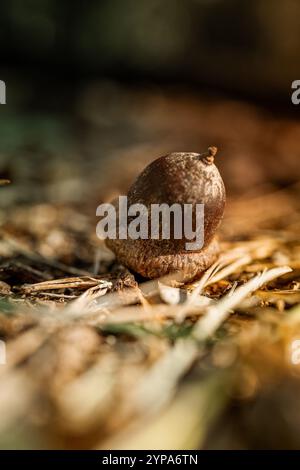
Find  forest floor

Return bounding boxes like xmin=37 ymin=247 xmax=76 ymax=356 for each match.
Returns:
xmin=0 ymin=85 xmax=299 ymax=449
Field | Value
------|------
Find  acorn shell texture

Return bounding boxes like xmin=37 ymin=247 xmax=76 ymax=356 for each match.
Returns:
xmin=106 ymin=149 xmax=226 ymax=280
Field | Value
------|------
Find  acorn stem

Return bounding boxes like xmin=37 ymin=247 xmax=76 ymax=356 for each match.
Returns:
xmin=200 ymin=146 xmax=218 ymax=165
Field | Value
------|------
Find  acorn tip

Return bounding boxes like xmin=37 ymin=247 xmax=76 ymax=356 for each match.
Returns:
xmin=208 ymin=146 xmax=218 ymax=157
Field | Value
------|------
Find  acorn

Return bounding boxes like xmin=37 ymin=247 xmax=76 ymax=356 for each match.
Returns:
xmin=106 ymin=147 xmax=225 ymax=281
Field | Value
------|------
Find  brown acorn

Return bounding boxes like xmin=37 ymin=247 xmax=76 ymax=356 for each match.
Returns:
xmin=106 ymin=147 xmax=226 ymax=280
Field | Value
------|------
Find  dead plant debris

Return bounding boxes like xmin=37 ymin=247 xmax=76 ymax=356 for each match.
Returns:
xmin=0 ymin=90 xmax=300 ymax=449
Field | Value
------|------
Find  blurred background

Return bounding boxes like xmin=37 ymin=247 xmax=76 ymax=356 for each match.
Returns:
xmin=1 ymin=0 xmax=300 ymax=451
xmin=0 ymin=0 xmax=299 ymax=208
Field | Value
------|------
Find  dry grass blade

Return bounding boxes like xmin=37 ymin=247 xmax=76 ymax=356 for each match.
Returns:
xmin=21 ymin=276 xmax=110 ymax=294
xmin=0 ymin=328 xmax=51 ymax=377
xmin=62 ymin=281 xmax=114 ymax=318
xmin=56 ymin=357 xmax=118 ymax=433
xmin=174 ymin=252 xmax=251 ymax=322
xmin=0 ymin=371 xmax=35 ymax=435
xmin=100 ymin=373 xmax=229 ymax=450
xmin=193 ymin=265 xmax=292 ymax=341
xmin=207 ymin=254 xmax=252 ymax=286
xmin=133 ymin=265 xmax=292 ymax=414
